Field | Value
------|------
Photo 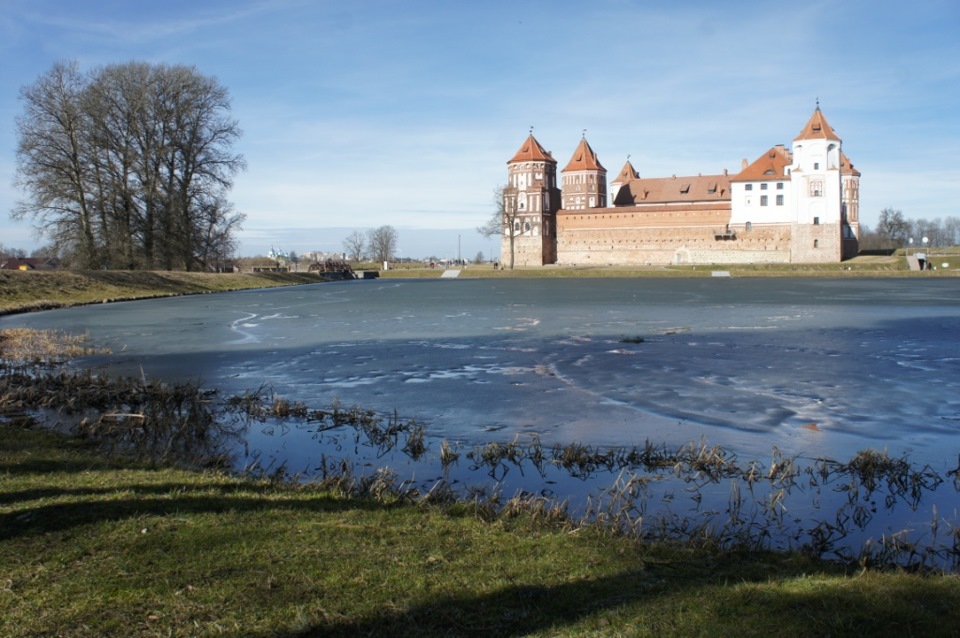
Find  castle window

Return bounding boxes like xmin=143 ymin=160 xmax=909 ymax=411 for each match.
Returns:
xmin=745 ymin=221 xmax=752 ymax=231
xmin=813 ymin=217 xmax=819 ymax=225
xmin=814 ymin=162 xmax=820 ymax=170
xmin=776 ymin=194 xmax=784 ymax=206
xmin=745 ymin=184 xmax=753 ymax=191
xmin=680 ymin=183 xmax=690 ymax=194
xmin=760 ymin=183 xmax=768 ymax=190
xmin=514 ymin=221 xmax=520 ymax=231
xmin=760 ymin=195 xmax=768 ymax=206
xmin=524 ymin=222 xmax=531 ymax=231
xmin=814 ymin=239 xmax=819 ymax=248
xmin=776 ymin=182 xmax=784 ymax=190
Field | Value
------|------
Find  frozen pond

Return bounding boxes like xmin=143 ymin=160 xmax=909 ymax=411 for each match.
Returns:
xmin=8 ymin=277 xmax=959 ymax=459
xmin=5 ymin=277 xmax=960 ymax=562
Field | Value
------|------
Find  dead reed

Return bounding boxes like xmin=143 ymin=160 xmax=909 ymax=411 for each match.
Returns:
xmin=5 ymin=328 xmax=960 ymax=572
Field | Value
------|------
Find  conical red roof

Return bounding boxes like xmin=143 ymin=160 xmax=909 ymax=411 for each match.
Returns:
xmin=795 ymin=107 xmax=841 ymax=141
xmin=508 ymin=134 xmax=556 ymax=164
xmin=840 ymin=152 xmax=861 ymax=177
xmin=613 ymin=159 xmax=639 ymax=183
xmin=562 ymin=137 xmax=605 ymax=173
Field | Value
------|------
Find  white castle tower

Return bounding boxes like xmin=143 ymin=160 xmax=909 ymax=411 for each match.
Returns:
xmin=788 ymin=104 xmax=845 ymax=261
xmin=729 ymin=104 xmax=859 ymax=262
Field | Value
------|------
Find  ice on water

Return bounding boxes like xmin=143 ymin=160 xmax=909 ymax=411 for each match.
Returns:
xmin=8 ymin=277 xmax=960 ymax=471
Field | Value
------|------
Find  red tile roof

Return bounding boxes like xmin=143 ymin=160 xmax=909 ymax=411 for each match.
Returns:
xmin=612 ymin=160 xmax=639 ymax=183
xmin=562 ymin=137 xmax=606 ymax=173
xmin=840 ymin=152 xmax=861 ymax=177
xmin=795 ymin=107 xmax=841 ymax=141
xmin=731 ymin=145 xmax=792 ymax=182
xmin=613 ymin=173 xmax=730 ymax=206
xmin=508 ymin=134 xmax=556 ymax=164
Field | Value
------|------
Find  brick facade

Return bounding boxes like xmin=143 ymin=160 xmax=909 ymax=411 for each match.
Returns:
xmin=503 ymin=107 xmax=861 ymax=267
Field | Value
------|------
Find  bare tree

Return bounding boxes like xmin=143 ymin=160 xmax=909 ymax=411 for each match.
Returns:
xmin=367 ymin=225 xmax=398 ymax=264
xmin=13 ymin=61 xmax=99 ymax=267
xmin=279 ymin=250 xmax=297 ymax=271
xmin=13 ymin=60 xmax=245 ymax=271
xmin=0 ymin=243 xmax=28 ymax=258
xmin=876 ymin=208 xmax=909 ymax=248
xmin=343 ymin=231 xmax=366 ymax=262
xmin=944 ymin=217 xmax=960 ymax=247
xmin=477 ymin=184 xmax=521 ymax=269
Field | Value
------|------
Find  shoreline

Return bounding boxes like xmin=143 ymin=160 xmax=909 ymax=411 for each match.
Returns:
xmin=1 ymin=259 xmax=956 ymax=316
xmin=0 ymin=269 xmax=323 ymax=316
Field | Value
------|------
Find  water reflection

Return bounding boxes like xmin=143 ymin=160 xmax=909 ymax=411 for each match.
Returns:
xmin=4 ymin=277 xmax=960 ymax=567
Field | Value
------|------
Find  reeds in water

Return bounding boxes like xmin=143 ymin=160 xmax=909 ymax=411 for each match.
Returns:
xmin=6 ymin=329 xmax=960 ymax=572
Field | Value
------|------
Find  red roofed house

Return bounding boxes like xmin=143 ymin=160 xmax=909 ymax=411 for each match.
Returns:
xmin=502 ymin=106 xmax=860 ymax=266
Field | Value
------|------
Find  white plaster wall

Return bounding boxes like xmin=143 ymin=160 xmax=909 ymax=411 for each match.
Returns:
xmin=730 ymin=181 xmax=794 ymax=226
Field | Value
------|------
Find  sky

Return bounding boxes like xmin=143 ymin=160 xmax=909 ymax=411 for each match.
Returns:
xmin=1 ymin=0 xmax=958 ymax=260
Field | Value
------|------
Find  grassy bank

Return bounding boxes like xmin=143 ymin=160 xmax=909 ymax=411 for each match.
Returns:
xmin=3 ymin=423 xmax=960 ymax=637
xmin=377 ymin=253 xmax=960 ymax=279
xmin=0 ymin=269 xmax=321 ymax=315
xmin=2 ymin=256 xmax=956 ymax=315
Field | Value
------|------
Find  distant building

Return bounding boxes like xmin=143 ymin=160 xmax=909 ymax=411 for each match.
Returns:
xmin=502 ymin=105 xmax=860 ymax=266
xmin=0 ymin=256 xmax=58 ymax=271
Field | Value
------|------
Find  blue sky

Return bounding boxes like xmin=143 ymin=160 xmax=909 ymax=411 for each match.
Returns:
xmin=2 ymin=0 xmax=958 ymax=259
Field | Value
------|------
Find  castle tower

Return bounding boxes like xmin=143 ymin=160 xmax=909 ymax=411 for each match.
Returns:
xmin=504 ymin=133 xmax=561 ymax=266
xmin=789 ymin=105 xmax=845 ymax=262
xmin=561 ymin=136 xmax=606 ymax=210
xmin=610 ymin=159 xmax=639 ymax=205
xmin=840 ymin=152 xmax=862 ymax=258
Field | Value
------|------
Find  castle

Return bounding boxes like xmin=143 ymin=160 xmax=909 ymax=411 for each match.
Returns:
xmin=501 ymin=105 xmax=861 ymax=267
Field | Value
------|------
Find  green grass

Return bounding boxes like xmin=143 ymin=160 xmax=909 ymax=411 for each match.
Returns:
xmin=3 ymin=423 xmax=960 ymax=637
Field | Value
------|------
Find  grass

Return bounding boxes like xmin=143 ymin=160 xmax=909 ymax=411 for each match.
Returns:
xmin=2 ymin=256 xmax=957 ymax=316
xmin=4 ymin=423 xmax=960 ymax=637
xmin=378 ymin=253 xmax=960 ymax=279
xmin=3 ymin=271 xmax=960 ymax=635
xmin=0 ymin=269 xmax=321 ymax=315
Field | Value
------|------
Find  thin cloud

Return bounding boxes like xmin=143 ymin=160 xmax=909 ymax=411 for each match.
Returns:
xmin=2 ymin=0 xmax=958 ymax=254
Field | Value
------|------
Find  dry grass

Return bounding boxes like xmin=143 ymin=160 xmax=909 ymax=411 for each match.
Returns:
xmin=376 ymin=253 xmax=960 ymax=279
xmin=0 ymin=328 xmax=104 ymax=369
xmin=0 ymin=269 xmax=322 ymax=315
